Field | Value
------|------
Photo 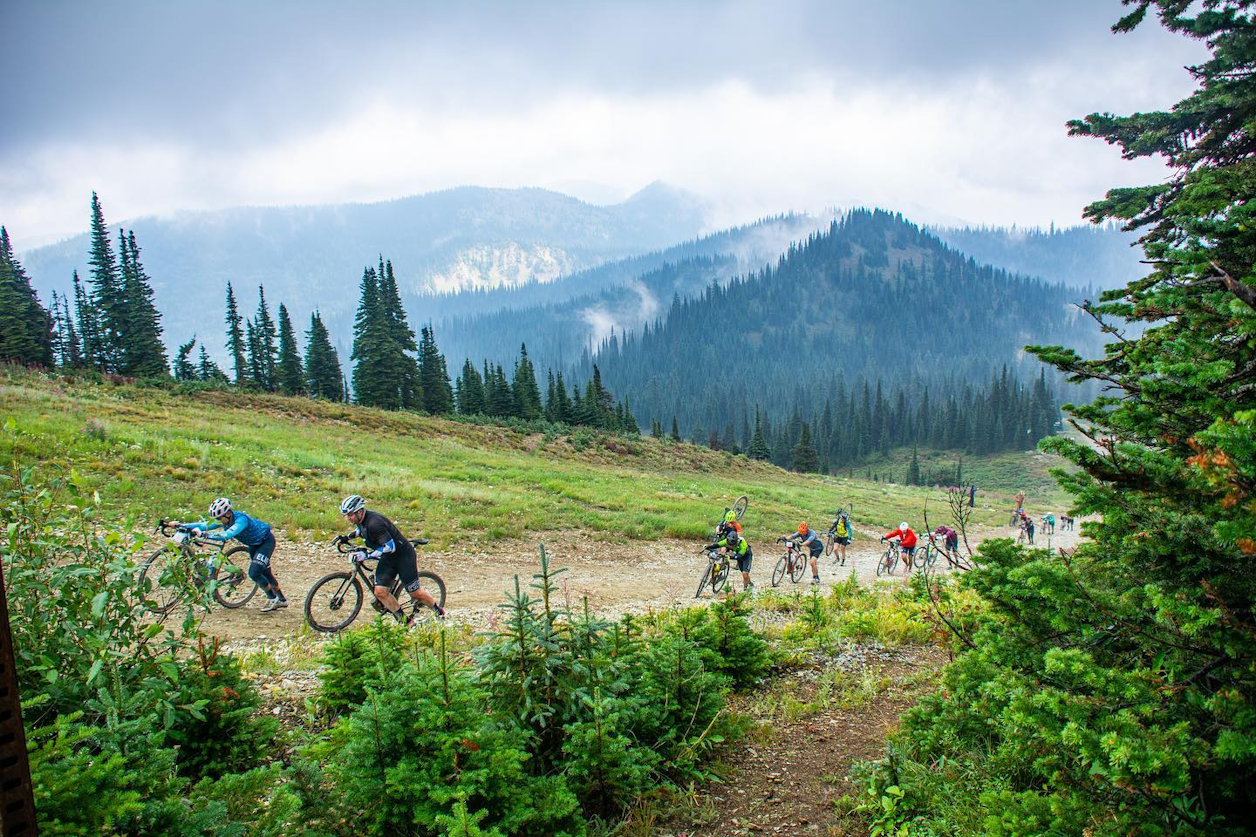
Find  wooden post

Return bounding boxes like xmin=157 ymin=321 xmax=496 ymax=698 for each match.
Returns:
xmin=0 ymin=559 xmax=36 ymax=836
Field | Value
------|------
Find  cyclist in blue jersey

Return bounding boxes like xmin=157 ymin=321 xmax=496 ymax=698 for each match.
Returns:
xmin=176 ymin=497 xmax=288 ymax=611
xmin=784 ymin=522 xmax=825 ymax=585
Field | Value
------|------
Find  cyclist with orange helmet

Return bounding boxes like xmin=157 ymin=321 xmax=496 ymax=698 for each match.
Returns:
xmin=784 ymin=522 xmax=825 ymax=585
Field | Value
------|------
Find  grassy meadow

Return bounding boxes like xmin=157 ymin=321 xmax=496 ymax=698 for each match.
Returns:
xmin=0 ymin=367 xmax=1048 ymax=545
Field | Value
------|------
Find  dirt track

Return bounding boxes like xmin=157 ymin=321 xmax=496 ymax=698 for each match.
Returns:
xmin=200 ymin=523 xmax=1084 ymax=647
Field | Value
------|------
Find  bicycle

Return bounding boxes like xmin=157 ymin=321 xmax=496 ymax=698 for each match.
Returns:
xmin=694 ymin=546 xmax=731 ymax=598
xmin=875 ymin=539 xmax=900 ymax=577
xmin=770 ymin=538 xmax=807 ymax=587
xmin=137 ymin=521 xmax=258 ymax=614
xmin=915 ymin=538 xmax=940 ymax=572
xmin=714 ymin=495 xmax=749 ymax=536
xmin=304 ymin=535 xmax=447 ymax=632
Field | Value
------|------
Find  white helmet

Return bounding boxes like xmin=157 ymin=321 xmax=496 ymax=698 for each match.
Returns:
xmin=209 ymin=497 xmax=232 ymax=518
xmin=340 ymin=494 xmax=366 ymax=515
xmin=899 ymin=522 xmax=909 ymax=532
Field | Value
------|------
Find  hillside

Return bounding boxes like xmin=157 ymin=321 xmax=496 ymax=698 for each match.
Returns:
xmin=0 ymin=367 xmax=1053 ymax=546
xmin=19 ymin=183 xmax=710 ymax=360
xmin=594 ymin=209 xmax=1102 ymax=437
xmin=932 ymin=222 xmax=1145 ymax=291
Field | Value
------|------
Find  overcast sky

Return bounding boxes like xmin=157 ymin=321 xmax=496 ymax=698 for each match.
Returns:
xmin=1 ymin=0 xmax=1207 ymax=250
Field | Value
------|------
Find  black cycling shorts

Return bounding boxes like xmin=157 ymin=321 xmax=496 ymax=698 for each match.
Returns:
xmin=734 ymin=546 xmax=753 ymax=572
xmin=807 ymin=540 xmax=823 ymax=558
xmin=373 ymin=546 xmax=418 ymax=592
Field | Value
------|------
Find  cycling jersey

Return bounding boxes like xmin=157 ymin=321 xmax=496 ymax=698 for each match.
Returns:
xmin=885 ymin=528 xmax=917 ymax=549
xmin=356 ymin=510 xmax=415 ymax=561
xmin=712 ymin=536 xmax=752 ymax=572
xmin=190 ymin=511 xmax=272 ymax=548
xmin=934 ymin=526 xmax=959 ymax=548
xmin=832 ymin=516 xmax=851 ymax=538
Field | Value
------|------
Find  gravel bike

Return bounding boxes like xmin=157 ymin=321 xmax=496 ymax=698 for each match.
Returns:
xmin=304 ymin=535 xmax=446 ymax=632
xmin=137 ymin=521 xmax=258 ymax=614
xmin=914 ymin=538 xmax=940 ymax=572
xmin=694 ymin=546 xmax=731 ymax=598
xmin=875 ymin=539 xmax=903 ymax=578
xmin=771 ymin=538 xmax=807 ymax=586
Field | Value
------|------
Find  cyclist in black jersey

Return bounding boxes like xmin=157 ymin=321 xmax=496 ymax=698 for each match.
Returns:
xmin=338 ymin=495 xmax=445 ymax=622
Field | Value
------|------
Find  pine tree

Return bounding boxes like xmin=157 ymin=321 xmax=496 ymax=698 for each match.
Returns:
xmin=304 ymin=311 xmax=343 ymax=400
xmin=748 ymin=407 xmax=770 ymax=460
xmin=378 ymin=261 xmax=422 ymax=409
xmin=907 ymin=444 xmax=921 ymax=485
xmin=511 ymin=343 xmax=544 ymax=420
xmin=552 ymin=371 xmax=572 ymax=424
xmin=246 ymin=285 xmax=278 ymax=391
xmin=58 ymin=290 xmax=82 ymax=367
xmin=197 ymin=345 xmax=226 ymax=381
xmin=0 ymin=226 xmax=54 ymax=366
xmin=224 ymin=282 xmax=247 ymax=385
xmin=456 ymin=358 xmax=485 ymax=414
xmin=670 ymin=416 xmax=681 ymax=442
xmin=418 ymin=325 xmax=454 ymax=414
xmin=86 ymin=193 xmax=123 ymax=370
xmin=116 ymin=230 xmax=167 ymax=377
xmin=174 ymin=337 xmax=197 ymax=380
xmin=790 ymin=423 xmax=819 ymax=473
xmin=275 ymin=303 xmax=304 ymax=395
xmin=73 ymin=270 xmax=103 ymax=368
xmin=350 ymin=267 xmax=386 ymax=406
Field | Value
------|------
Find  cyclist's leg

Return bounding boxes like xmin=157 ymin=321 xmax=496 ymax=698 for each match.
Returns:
xmin=809 ymin=541 xmax=822 ymax=580
xmin=373 ymin=556 xmax=404 ymax=617
xmin=249 ymin=534 xmax=285 ymax=601
xmin=738 ymin=547 xmax=753 ymax=590
xmin=396 ymin=548 xmax=444 ymax=616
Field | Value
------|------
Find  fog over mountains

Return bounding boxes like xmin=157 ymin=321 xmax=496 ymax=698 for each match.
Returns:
xmin=19 ymin=182 xmax=1144 ymax=376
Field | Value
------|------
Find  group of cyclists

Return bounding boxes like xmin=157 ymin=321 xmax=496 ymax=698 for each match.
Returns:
xmin=169 ymin=493 xmax=445 ymax=625
xmin=701 ymin=505 xmax=964 ymax=589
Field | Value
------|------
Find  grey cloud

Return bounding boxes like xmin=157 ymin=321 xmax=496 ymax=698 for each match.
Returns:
xmin=2 ymin=0 xmax=1169 ymax=157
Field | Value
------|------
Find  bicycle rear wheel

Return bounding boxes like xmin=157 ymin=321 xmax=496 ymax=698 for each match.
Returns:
xmin=213 ymin=546 xmax=259 ymax=608
xmin=137 ymin=545 xmax=185 ymax=615
xmin=824 ymin=533 xmax=835 ymax=557
xmin=731 ymin=495 xmax=748 ymax=521
xmin=401 ymin=571 xmax=447 ymax=626
xmin=305 ymin=572 xmax=364 ymax=632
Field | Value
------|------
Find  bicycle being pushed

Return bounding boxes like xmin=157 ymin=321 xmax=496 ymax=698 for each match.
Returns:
xmin=137 ymin=521 xmax=258 ymax=613
xmin=304 ymin=535 xmax=447 ymax=632
xmin=694 ymin=544 xmax=731 ymax=598
xmin=771 ymin=537 xmax=807 ymax=586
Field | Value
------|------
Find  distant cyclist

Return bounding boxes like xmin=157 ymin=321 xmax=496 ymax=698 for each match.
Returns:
xmin=1043 ymin=513 xmax=1055 ymax=535
xmin=177 ymin=497 xmax=288 ymax=611
xmin=828 ymin=509 xmax=853 ymax=567
xmin=706 ymin=527 xmax=753 ymax=592
xmin=338 ymin=495 xmax=445 ymax=623
xmin=882 ymin=522 xmax=917 ymax=575
xmin=716 ymin=509 xmax=743 ymax=538
xmin=932 ymin=525 xmax=960 ymax=569
xmin=783 ymin=522 xmax=825 ymax=585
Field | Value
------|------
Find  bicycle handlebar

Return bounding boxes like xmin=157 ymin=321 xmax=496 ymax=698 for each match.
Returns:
xmin=333 ymin=534 xmax=429 ymax=554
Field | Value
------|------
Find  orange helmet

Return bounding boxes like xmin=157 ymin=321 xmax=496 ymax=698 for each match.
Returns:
xmin=799 ymin=522 xmax=809 ymax=534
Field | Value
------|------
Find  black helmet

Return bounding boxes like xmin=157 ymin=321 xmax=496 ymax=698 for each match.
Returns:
xmin=726 ymin=529 xmax=740 ymax=547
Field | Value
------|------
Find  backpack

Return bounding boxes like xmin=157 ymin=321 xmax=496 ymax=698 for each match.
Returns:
xmin=834 ymin=513 xmax=850 ymax=537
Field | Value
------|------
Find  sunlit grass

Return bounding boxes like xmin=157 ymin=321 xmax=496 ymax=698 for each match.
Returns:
xmin=2 ymin=368 xmax=1031 ymax=546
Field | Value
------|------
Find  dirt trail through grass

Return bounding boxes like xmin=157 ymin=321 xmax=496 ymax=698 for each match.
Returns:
xmin=203 ymin=523 xmax=1085 ymax=647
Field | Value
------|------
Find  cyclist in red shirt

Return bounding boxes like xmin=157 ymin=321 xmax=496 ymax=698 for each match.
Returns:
xmin=882 ymin=522 xmax=917 ymax=575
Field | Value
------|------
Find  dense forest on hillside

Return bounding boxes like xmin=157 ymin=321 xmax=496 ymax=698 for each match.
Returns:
xmin=934 ymin=221 xmax=1144 ymax=291
xmin=591 ymin=209 xmax=1097 ymax=441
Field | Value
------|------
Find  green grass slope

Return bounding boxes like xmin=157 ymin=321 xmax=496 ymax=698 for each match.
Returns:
xmin=1 ymin=368 xmax=1038 ymax=545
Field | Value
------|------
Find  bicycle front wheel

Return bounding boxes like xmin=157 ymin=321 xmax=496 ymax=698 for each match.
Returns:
xmin=875 ymin=548 xmax=895 ymax=578
xmin=305 ymin=572 xmax=364 ymax=632
xmin=824 ymin=534 xmax=834 ymax=557
xmin=213 ymin=546 xmax=259 ymax=608
xmin=712 ymin=561 xmax=730 ymax=593
xmin=789 ymin=553 xmax=806 ymax=583
xmin=771 ymin=556 xmax=787 ymax=587
xmin=137 ymin=545 xmax=184 ymax=615
xmin=695 ymin=564 xmax=713 ymax=598
xmin=731 ymin=495 xmax=748 ymax=521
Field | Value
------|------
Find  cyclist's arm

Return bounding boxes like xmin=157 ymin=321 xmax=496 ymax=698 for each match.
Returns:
xmin=184 ymin=520 xmax=221 ymax=534
xmin=206 ymin=515 xmax=248 ymax=542
xmin=367 ymin=539 xmax=396 ymax=560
